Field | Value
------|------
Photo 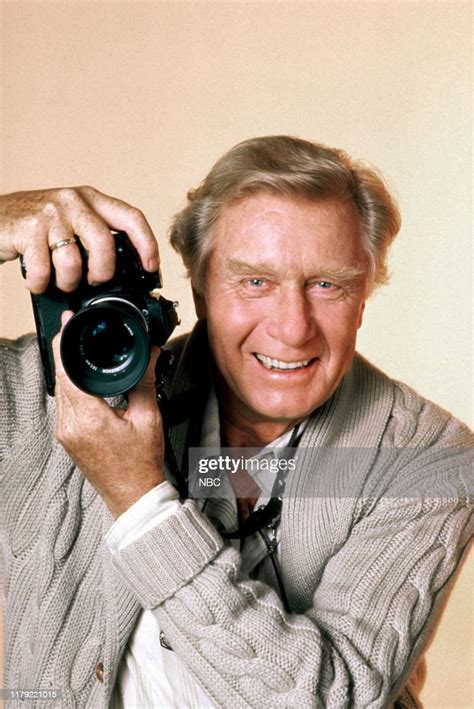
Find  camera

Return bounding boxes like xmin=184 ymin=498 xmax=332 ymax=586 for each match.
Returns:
xmin=22 ymin=231 xmax=179 ymax=397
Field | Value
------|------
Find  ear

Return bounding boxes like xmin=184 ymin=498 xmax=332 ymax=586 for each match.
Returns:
xmin=357 ymin=301 xmax=366 ymax=329
xmin=192 ymin=288 xmax=207 ymax=320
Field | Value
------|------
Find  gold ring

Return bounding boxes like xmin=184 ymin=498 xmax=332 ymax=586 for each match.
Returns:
xmin=50 ymin=237 xmax=78 ymax=252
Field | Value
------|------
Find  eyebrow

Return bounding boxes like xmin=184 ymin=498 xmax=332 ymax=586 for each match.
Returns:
xmin=226 ymin=258 xmax=279 ymax=278
xmin=225 ymin=258 xmax=367 ymax=284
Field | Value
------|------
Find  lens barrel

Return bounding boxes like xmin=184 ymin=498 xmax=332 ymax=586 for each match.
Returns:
xmin=60 ymin=298 xmax=151 ymax=396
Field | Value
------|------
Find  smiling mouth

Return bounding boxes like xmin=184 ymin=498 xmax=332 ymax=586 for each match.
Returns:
xmin=254 ymin=353 xmax=315 ymax=371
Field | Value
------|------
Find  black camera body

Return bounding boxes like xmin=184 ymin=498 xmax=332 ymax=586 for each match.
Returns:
xmin=23 ymin=231 xmax=179 ymax=397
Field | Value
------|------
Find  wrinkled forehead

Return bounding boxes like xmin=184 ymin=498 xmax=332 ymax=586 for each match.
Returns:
xmin=208 ymin=193 xmax=366 ymax=266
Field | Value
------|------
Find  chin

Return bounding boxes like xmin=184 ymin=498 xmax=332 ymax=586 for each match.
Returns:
xmin=248 ymin=397 xmax=318 ymax=424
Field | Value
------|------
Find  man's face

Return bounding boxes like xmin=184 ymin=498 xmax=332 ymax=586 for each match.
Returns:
xmin=197 ymin=194 xmax=369 ymax=435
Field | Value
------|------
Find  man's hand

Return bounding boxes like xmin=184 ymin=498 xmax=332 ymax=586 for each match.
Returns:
xmin=0 ymin=187 xmax=160 ymax=293
xmin=53 ymin=313 xmax=165 ymax=518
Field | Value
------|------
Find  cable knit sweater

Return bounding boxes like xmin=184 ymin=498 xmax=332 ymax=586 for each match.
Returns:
xmin=0 ymin=326 xmax=472 ymax=709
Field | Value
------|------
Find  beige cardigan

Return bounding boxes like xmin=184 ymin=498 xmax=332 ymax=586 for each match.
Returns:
xmin=1 ymin=326 xmax=472 ymax=707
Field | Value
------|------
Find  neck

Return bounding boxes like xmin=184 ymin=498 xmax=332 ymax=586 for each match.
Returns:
xmin=220 ymin=414 xmax=299 ymax=448
xmin=213 ymin=367 xmax=301 ymax=447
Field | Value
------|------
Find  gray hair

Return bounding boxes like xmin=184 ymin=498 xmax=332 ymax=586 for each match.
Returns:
xmin=169 ymin=135 xmax=401 ymax=294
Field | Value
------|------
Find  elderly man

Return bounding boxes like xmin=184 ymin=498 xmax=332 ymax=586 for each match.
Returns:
xmin=0 ymin=136 xmax=472 ymax=708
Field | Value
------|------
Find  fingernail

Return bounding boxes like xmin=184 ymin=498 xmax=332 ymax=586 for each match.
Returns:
xmin=147 ymin=257 xmax=159 ymax=272
xmin=61 ymin=310 xmax=74 ymax=326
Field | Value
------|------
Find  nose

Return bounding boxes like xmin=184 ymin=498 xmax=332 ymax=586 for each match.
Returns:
xmin=266 ymin=286 xmax=318 ymax=348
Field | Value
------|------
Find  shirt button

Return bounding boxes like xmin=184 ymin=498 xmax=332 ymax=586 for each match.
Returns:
xmin=95 ymin=662 xmax=104 ymax=683
xmin=159 ymin=631 xmax=173 ymax=651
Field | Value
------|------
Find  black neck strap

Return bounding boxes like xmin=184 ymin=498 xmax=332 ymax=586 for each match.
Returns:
xmin=221 ymin=424 xmax=301 ymax=540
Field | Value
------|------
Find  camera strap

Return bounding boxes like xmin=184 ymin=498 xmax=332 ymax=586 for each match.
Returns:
xmin=220 ymin=423 xmax=301 ymax=540
xmin=155 ymin=352 xmax=191 ymax=501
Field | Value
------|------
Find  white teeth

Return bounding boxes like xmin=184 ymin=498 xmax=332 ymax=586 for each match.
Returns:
xmin=255 ymin=353 xmax=311 ymax=370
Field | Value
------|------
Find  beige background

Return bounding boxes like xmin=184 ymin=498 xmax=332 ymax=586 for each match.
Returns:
xmin=0 ymin=1 xmax=472 ymax=706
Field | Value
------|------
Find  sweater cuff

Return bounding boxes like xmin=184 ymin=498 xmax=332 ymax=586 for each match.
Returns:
xmin=112 ymin=500 xmax=225 ymax=608
xmin=105 ymin=480 xmax=181 ymax=554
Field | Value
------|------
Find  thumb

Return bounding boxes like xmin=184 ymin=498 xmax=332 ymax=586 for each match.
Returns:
xmin=52 ymin=310 xmax=75 ymax=368
xmin=126 ymin=347 xmax=161 ymax=417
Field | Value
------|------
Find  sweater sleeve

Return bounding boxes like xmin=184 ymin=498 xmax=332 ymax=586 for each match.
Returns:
xmin=0 ymin=336 xmax=51 ymax=474
xmin=111 ymin=452 xmax=472 ymax=708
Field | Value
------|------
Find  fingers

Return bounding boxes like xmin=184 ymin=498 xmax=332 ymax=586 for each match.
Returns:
xmin=77 ymin=186 xmax=160 ymax=273
xmin=49 ymin=187 xmax=117 ymax=287
xmin=52 ymin=310 xmax=81 ymax=397
xmin=49 ymin=232 xmax=83 ymax=292
xmin=53 ymin=310 xmax=86 ymax=398
xmin=126 ymin=347 xmax=161 ymax=420
xmin=21 ymin=226 xmax=52 ymax=294
xmin=2 ymin=186 xmax=159 ymax=295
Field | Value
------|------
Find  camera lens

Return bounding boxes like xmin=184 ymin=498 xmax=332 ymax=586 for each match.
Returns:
xmin=60 ymin=298 xmax=150 ymax=396
xmin=80 ymin=315 xmax=135 ymax=370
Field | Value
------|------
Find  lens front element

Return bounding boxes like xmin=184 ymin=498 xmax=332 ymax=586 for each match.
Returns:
xmin=80 ymin=315 xmax=135 ymax=372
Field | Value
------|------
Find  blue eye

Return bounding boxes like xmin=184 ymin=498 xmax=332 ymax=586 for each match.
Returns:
xmin=248 ymin=278 xmax=266 ymax=287
xmin=308 ymin=280 xmax=344 ymax=300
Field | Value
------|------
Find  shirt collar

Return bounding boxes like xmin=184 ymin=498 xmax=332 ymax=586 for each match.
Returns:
xmin=199 ymin=384 xmax=308 ymax=499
